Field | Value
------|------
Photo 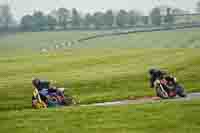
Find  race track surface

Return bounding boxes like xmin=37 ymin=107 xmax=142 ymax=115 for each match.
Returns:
xmin=81 ymin=93 xmax=200 ymax=107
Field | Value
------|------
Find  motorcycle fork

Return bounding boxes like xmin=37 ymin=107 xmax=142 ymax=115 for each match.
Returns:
xmin=159 ymin=84 xmax=169 ymax=97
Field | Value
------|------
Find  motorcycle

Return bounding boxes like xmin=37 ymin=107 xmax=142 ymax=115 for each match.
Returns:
xmin=32 ymin=87 xmax=77 ymax=109
xmin=154 ymin=77 xmax=187 ymax=99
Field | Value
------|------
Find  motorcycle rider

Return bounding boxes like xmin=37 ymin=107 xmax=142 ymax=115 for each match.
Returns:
xmin=148 ymin=68 xmax=186 ymax=97
xmin=149 ymin=68 xmax=167 ymax=88
xmin=32 ymin=78 xmax=65 ymax=102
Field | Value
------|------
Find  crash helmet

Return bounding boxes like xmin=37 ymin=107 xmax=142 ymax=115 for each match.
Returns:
xmin=149 ymin=68 xmax=157 ymax=75
xmin=32 ymin=78 xmax=40 ymax=88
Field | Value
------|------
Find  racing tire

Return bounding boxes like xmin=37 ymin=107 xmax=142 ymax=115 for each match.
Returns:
xmin=176 ymin=84 xmax=187 ymax=98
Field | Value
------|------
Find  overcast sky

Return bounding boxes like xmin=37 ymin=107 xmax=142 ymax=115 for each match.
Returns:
xmin=0 ymin=0 xmax=199 ymax=20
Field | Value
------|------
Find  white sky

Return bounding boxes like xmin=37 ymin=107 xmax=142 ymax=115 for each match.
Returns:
xmin=0 ymin=0 xmax=199 ymax=20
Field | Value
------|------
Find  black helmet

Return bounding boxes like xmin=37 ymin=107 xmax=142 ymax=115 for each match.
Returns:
xmin=149 ymin=68 xmax=157 ymax=75
xmin=32 ymin=78 xmax=40 ymax=88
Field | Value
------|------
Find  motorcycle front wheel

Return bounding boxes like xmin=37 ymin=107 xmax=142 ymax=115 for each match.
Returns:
xmin=155 ymin=87 xmax=169 ymax=99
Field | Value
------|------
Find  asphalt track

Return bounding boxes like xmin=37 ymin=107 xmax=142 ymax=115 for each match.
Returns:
xmin=81 ymin=93 xmax=200 ymax=107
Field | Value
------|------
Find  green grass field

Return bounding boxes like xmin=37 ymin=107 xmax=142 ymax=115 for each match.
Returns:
xmin=75 ymin=28 xmax=200 ymax=48
xmin=0 ymin=48 xmax=200 ymax=110
xmin=1 ymin=100 xmax=200 ymax=133
xmin=0 ymin=28 xmax=200 ymax=132
xmin=0 ymin=31 xmax=98 ymax=55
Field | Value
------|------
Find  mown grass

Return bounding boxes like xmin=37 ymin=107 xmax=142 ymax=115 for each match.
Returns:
xmin=0 ymin=48 xmax=200 ymax=111
xmin=0 ymin=29 xmax=200 ymax=111
xmin=77 ymin=28 xmax=200 ymax=48
xmin=0 ymin=29 xmax=200 ymax=133
xmin=0 ymin=31 xmax=98 ymax=55
xmin=1 ymin=100 xmax=200 ymax=133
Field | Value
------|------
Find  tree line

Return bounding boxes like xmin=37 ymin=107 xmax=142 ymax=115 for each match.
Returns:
xmin=20 ymin=7 xmax=180 ymax=31
xmin=1 ymin=1 xmax=200 ymax=32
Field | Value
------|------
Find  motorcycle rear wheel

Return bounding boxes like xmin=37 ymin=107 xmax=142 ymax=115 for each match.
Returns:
xmin=176 ymin=84 xmax=187 ymax=97
xmin=64 ymin=96 xmax=78 ymax=106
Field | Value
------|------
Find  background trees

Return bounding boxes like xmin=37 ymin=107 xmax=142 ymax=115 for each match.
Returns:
xmin=104 ymin=10 xmax=114 ymax=27
xmin=150 ymin=7 xmax=161 ymax=26
xmin=47 ymin=15 xmax=57 ymax=30
xmin=83 ymin=13 xmax=93 ymax=28
xmin=196 ymin=1 xmax=200 ymax=13
xmin=0 ymin=4 xmax=14 ymax=30
xmin=0 ymin=3 xmax=198 ymax=32
xmin=93 ymin=11 xmax=105 ymax=29
xmin=21 ymin=15 xmax=34 ymax=30
xmin=57 ymin=8 xmax=70 ymax=29
xmin=116 ymin=10 xmax=129 ymax=27
xmin=71 ymin=8 xmax=81 ymax=28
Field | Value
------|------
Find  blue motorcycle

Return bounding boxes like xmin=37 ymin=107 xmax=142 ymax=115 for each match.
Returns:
xmin=32 ymin=79 xmax=77 ymax=109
